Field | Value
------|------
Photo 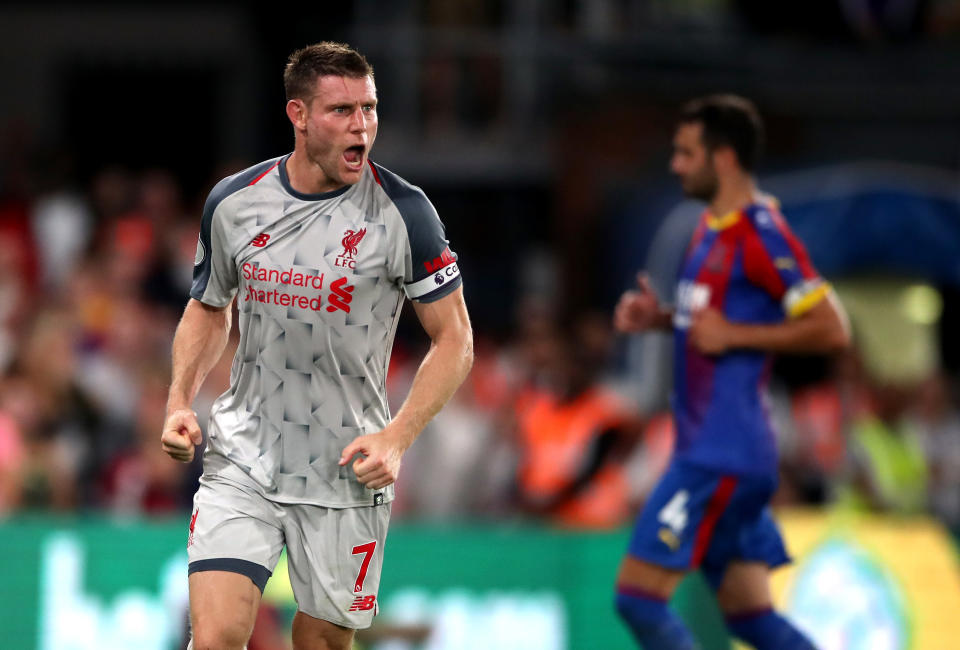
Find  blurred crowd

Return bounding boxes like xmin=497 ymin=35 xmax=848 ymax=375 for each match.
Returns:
xmin=0 ymin=144 xmax=229 ymax=515
xmin=0 ymin=150 xmax=958 ymax=545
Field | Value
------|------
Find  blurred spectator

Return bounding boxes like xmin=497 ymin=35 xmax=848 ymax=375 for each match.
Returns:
xmin=773 ymin=349 xmax=871 ymax=505
xmin=841 ymin=377 xmax=929 ymax=515
xmin=0 ymin=230 xmax=33 ymax=371
xmin=509 ymin=316 xmax=644 ymax=529
xmin=30 ymin=148 xmax=93 ymax=291
xmin=0 ymin=373 xmax=76 ymax=510
xmin=77 ymin=295 xmax=173 ymax=428
xmin=144 ymin=214 xmax=201 ymax=313
xmin=89 ymin=166 xmax=136 ymax=224
xmin=391 ymin=335 xmax=522 ymax=520
xmin=0 ymin=406 xmax=25 ymax=512
xmin=63 ymin=256 xmax=118 ymax=348
xmin=11 ymin=308 xmax=120 ymax=507
xmin=913 ymin=371 xmax=960 ymax=533
xmin=97 ymin=366 xmax=190 ymax=515
xmin=136 ymin=170 xmax=196 ymax=312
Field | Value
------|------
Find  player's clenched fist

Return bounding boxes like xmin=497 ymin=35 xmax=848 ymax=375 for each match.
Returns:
xmin=614 ymin=273 xmax=663 ymax=333
xmin=339 ymin=429 xmax=406 ymax=490
xmin=688 ymin=307 xmax=731 ymax=355
xmin=161 ymin=408 xmax=203 ymax=462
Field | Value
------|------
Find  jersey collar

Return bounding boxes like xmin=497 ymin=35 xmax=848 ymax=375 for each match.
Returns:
xmin=278 ymin=153 xmax=354 ymax=201
xmin=704 ymin=209 xmax=742 ymax=230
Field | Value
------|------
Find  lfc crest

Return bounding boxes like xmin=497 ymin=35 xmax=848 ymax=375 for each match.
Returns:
xmin=335 ymin=228 xmax=367 ymax=269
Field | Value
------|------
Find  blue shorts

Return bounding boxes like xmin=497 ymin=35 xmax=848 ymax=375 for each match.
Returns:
xmin=626 ymin=459 xmax=790 ymax=589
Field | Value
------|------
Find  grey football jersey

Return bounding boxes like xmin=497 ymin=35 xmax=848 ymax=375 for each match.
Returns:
xmin=190 ymin=155 xmax=462 ymax=507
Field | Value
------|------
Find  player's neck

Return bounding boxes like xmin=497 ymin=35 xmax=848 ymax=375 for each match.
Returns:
xmin=708 ymin=174 xmax=757 ymax=218
xmin=286 ymin=150 xmax=345 ymax=195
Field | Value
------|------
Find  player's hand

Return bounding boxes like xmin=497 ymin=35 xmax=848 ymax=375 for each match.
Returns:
xmin=688 ymin=307 xmax=731 ymax=355
xmin=161 ymin=408 xmax=203 ymax=463
xmin=338 ymin=427 xmax=407 ymax=490
xmin=614 ymin=273 xmax=662 ymax=333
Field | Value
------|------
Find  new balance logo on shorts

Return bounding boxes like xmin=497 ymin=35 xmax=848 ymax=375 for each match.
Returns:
xmin=349 ymin=595 xmax=377 ymax=612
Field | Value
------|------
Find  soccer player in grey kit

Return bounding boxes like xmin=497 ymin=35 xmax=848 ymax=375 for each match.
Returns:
xmin=160 ymin=42 xmax=473 ymax=650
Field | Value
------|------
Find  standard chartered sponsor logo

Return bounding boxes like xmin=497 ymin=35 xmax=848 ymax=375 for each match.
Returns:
xmin=240 ymin=262 xmax=356 ymax=313
xmin=241 ymin=262 xmax=325 ymax=289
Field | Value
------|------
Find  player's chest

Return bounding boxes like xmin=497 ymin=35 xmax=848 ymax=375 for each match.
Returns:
xmin=235 ymin=205 xmax=389 ymax=274
xmin=675 ymin=231 xmax=761 ymax=318
xmin=233 ymin=205 xmax=394 ymax=317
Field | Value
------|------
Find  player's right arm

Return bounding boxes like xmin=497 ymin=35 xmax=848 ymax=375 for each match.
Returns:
xmin=614 ymin=272 xmax=674 ymax=333
xmin=162 ymin=163 xmax=253 ymax=461
xmin=161 ymin=298 xmax=233 ymax=462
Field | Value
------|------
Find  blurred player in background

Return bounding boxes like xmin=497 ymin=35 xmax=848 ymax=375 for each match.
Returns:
xmin=613 ymin=95 xmax=849 ymax=649
xmin=160 ymin=42 xmax=473 ymax=650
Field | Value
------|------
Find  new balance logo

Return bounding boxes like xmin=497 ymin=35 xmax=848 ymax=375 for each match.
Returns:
xmin=349 ymin=595 xmax=377 ymax=612
xmin=250 ymin=233 xmax=270 ymax=247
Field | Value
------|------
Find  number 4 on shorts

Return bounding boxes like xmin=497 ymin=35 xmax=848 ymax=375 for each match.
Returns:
xmin=352 ymin=541 xmax=376 ymax=593
xmin=658 ymin=489 xmax=690 ymax=534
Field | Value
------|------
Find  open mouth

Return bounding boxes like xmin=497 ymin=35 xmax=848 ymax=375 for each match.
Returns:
xmin=343 ymin=145 xmax=365 ymax=169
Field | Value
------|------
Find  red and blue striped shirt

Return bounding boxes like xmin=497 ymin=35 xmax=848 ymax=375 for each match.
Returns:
xmin=671 ymin=198 xmax=827 ymax=477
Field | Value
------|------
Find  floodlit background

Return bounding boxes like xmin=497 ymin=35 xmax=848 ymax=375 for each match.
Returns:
xmin=1 ymin=2 xmax=960 ymax=649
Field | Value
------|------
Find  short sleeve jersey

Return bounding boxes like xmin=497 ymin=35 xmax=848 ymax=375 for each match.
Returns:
xmin=191 ymin=155 xmax=461 ymax=507
xmin=671 ymin=199 xmax=827 ymax=478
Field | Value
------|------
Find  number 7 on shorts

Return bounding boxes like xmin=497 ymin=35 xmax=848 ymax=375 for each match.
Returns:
xmin=352 ymin=541 xmax=377 ymax=593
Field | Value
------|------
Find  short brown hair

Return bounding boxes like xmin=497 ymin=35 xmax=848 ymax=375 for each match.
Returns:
xmin=283 ymin=42 xmax=374 ymax=101
xmin=679 ymin=94 xmax=764 ymax=171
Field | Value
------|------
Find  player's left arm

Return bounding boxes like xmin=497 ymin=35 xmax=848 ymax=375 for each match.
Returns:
xmin=689 ymin=209 xmax=851 ymax=356
xmin=339 ymin=286 xmax=474 ymax=489
xmin=689 ymin=289 xmax=849 ymax=355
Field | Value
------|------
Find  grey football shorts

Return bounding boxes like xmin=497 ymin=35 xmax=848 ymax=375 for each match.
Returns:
xmin=186 ymin=475 xmax=391 ymax=629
